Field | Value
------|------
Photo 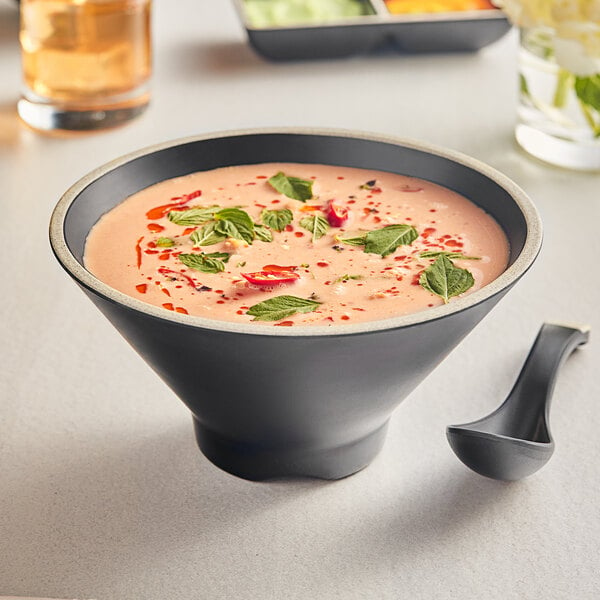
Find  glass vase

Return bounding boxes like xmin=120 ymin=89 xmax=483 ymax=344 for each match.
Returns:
xmin=516 ymin=26 xmax=600 ymax=171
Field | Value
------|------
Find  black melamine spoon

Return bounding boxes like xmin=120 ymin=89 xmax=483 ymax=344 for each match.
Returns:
xmin=447 ymin=322 xmax=590 ymax=481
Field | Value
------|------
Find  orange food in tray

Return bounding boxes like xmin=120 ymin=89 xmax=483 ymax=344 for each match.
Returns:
xmin=384 ymin=0 xmax=496 ymax=13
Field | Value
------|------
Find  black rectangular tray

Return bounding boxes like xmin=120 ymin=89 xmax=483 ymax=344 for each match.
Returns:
xmin=233 ymin=0 xmax=511 ymax=60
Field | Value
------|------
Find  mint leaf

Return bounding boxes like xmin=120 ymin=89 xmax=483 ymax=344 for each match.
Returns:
xmin=419 ymin=255 xmax=474 ymax=304
xmin=254 ymin=223 xmax=274 ymax=242
xmin=337 ymin=224 xmax=417 ymax=255
xmin=156 ymin=237 xmax=175 ymax=248
xmin=419 ymin=250 xmax=480 ymax=260
xmin=575 ymin=75 xmax=600 ymax=112
xmin=338 ymin=234 xmax=367 ymax=247
xmin=261 ymin=208 xmax=293 ymax=232
xmin=168 ymin=205 xmax=219 ymax=226
xmin=268 ymin=172 xmax=314 ymax=202
xmin=299 ymin=215 xmax=329 ymax=242
xmin=215 ymin=208 xmax=255 ymax=244
xmin=190 ymin=222 xmax=226 ymax=246
xmin=179 ymin=252 xmax=229 ymax=274
xmin=246 ymin=295 xmax=322 ymax=322
xmin=364 ymin=224 xmax=418 ymax=257
xmin=203 ymin=252 xmax=230 ymax=262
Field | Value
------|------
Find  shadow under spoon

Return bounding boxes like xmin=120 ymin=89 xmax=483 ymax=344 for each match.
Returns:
xmin=447 ymin=322 xmax=590 ymax=481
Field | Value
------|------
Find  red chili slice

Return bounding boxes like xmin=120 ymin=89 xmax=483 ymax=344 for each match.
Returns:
xmin=326 ymin=200 xmax=349 ymax=227
xmin=185 ymin=190 xmax=202 ymax=200
xmin=158 ymin=267 xmax=199 ymax=289
xmin=262 ymin=264 xmax=298 ymax=273
xmin=135 ymin=236 xmax=144 ymax=269
xmin=241 ymin=270 xmax=300 ymax=286
xmin=146 ymin=197 xmax=190 ymax=220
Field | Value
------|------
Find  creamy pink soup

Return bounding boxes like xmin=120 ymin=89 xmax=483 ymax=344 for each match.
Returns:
xmin=84 ymin=163 xmax=509 ymax=326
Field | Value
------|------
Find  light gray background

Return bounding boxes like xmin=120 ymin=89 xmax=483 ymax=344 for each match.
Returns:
xmin=1 ymin=1 xmax=599 ymax=598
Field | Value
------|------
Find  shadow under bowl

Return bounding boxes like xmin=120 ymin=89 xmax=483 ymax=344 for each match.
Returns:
xmin=49 ymin=129 xmax=542 ymax=481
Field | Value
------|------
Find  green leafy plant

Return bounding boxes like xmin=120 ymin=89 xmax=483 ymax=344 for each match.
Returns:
xmin=246 ymin=295 xmax=322 ymax=321
xmin=178 ymin=252 xmax=230 ymax=274
xmin=268 ymin=172 xmax=314 ymax=202
xmin=261 ymin=208 xmax=293 ymax=232
xmin=419 ymin=255 xmax=474 ymax=304
xmin=339 ymin=224 xmax=418 ymax=257
xmin=299 ymin=215 xmax=329 ymax=242
xmin=168 ymin=206 xmax=219 ymax=226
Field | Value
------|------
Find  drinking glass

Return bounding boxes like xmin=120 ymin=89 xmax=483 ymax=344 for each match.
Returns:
xmin=18 ymin=0 xmax=152 ymax=132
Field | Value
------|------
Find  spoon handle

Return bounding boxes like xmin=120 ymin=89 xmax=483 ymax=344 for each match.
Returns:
xmin=500 ymin=322 xmax=589 ymax=437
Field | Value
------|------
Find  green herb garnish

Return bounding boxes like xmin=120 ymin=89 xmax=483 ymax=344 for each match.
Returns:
xmin=333 ymin=274 xmax=363 ymax=283
xmin=339 ymin=224 xmax=418 ymax=257
xmin=364 ymin=225 xmax=418 ymax=257
xmin=214 ymin=207 xmax=255 ymax=244
xmin=337 ymin=224 xmax=418 ymax=256
xmin=419 ymin=255 xmax=474 ymax=304
xmin=254 ymin=223 xmax=274 ymax=242
xmin=299 ymin=215 xmax=330 ymax=242
xmin=190 ymin=222 xmax=227 ymax=246
xmin=246 ymin=295 xmax=322 ymax=322
xmin=268 ymin=172 xmax=314 ymax=202
xmin=261 ymin=208 xmax=293 ymax=232
xmin=179 ymin=252 xmax=230 ymax=274
xmin=156 ymin=237 xmax=175 ymax=248
xmin=168 ymin=205 xmax=220 ymax=226
xmin=337 ymin=234 xmax=367 ymax=247
xmin=359 ymin=179 xmax=377 ymax=190
xmin=419 ymin=250 xmax=481 ymax=260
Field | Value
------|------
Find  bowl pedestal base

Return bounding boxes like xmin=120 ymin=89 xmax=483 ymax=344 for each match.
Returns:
xmin=193 ymin=418 xmax=389 ymax=481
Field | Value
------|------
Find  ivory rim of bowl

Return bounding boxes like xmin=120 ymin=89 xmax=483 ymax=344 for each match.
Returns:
xmin=49 ymin=128 xmax=543 ymax=338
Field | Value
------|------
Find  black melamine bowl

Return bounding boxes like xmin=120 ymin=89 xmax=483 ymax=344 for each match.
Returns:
xmin=49 ymin=129 xmax=542 ymax=481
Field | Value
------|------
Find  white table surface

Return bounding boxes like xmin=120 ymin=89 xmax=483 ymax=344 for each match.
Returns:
xmin=1 ymin=1 xmax=599 ymax=598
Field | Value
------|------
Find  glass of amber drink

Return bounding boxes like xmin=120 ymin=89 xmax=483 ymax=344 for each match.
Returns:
xmin=18 ymin=0 xmax=152 ymax=132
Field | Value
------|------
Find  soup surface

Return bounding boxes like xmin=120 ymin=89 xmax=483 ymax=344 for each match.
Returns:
xmin=84 ymin=162 xmax=510 ymax=326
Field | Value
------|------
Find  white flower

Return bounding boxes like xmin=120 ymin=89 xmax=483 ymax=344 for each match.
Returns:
xmin=493 ymin=0 xmax=554 ymax=27
xmin=582 ymin=0 xmax=600 ymax=21
xmin=557 ymin=20 xmax=600 ymax=65
xmin=554 ymin=35 xmax=600 ymax=74
xmin=494 ymin=0 xmax=600 ymax=60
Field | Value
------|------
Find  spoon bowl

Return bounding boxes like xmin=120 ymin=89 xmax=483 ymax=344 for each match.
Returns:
xmin=447 ymin=323 xmax=590 ymax=481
